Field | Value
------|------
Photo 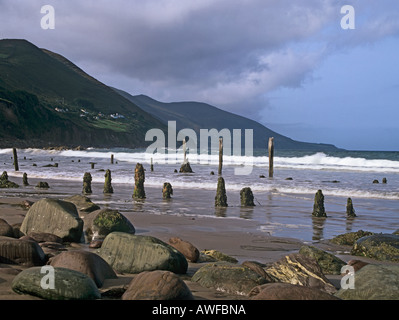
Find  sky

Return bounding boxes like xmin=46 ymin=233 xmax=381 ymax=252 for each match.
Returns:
xmin=0 ymin=0 xmax=398 ymax=151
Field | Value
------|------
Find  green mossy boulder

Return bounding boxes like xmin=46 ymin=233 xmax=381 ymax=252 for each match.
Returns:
xmin=299 ymin=245 xmax=346 ymax=275
xmin=329 ymin=230 xmax=374 ymax=246
xmin=335 ymin=264 xmax=399 ymax=300
xmin=191 ymin=263 xmax=268 ymax=295
xmin=98 ymin=232 xmax=188 ymax=274
xmin=351 ymin=233 xmax=399 ymax=261
xmin=0 ymin=171 xmax=19 ymax=188
xmin=12 ymin=266 xmax=101 ymax=300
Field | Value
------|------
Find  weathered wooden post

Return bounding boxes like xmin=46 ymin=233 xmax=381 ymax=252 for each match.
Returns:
xmin=218 ymin=137 xmax=223 ymax=176
xmin=162 ymin=182 xmax=173 ymax=199
xmin=83 ymin=172 xmax=93 ymax=194
xmin=183 ymin=138 xmax=187 ymax=164
xmin=346 ymin=197 xmax=356 ymax=218
xmin=215 ymin=177 xmax=228 ymax=207
xmin=312 ymin=189 xmax=326 ymax=217
xmin=111 ymin=154 xmax=114 ymax=164
xmin=150 ymin=158 xmax=154 ymax=172
xmin=103 ymin=169 xmax=113 ymax=194
xmin=268 ymin=137 xmax=274 ymax=178
xmin=13 ymin=148 xmax=19 ymax=171
xmin=133 ymin=163 xmax=146 ymax=199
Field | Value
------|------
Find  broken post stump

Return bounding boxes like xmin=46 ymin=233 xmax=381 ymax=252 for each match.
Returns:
xmin=133 ymin=163 xmax=146 ymax=199
xmin=162 ymin=182 xmax=173 ymax=199
xmin=215 ymin=177 xmax=228 ymax=207
xmin=83 ymin=172 xmax=93 ymax=194
xmin=103 ymin=169 xmax=113 ymax=194
xmin=22 ymin=173 xmax=29 ymax=186
xmin=111 ymin=154 xmax=114 ymax=164
xmin=13 ymin=148 xmax=19 ymax=171
xmin=346 ymin=197 xmax=356 ymax=218
xmin=240 ymin=187 xmax=255 ymax=206
xmin=312 ymin=189 xmax=326 ymax=217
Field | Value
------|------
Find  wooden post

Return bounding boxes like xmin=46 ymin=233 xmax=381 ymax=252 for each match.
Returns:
xmin=150 ymin=158 xmax=154 ymax=172
xmin=183 ymin=138 xmax=187 ymax=164
xmin=13 ymin=148 xmax=19 ymax=172
xmin=218 ymin=137 xmax=223 ymax=175
xmin=268 ymin=137 xmax=274 ymax=178
xmin=111 ymin=154 xmax=114 ymax=164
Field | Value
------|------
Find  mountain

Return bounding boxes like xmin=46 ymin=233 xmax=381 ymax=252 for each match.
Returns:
xmin=114 ymin=90 xmax=340 ymax=151
xmin=0 ymin=39 xmax=166 ymax=149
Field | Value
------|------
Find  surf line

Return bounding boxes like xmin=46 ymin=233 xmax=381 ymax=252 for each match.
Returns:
xmin=145 ymin=121 xmax=254 ymax=175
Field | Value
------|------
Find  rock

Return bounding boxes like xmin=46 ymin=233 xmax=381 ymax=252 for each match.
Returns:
xmin=372 ymin=179 xmax=379 ymax=184
xmin=179 ymin=162 xmax=193 ymax=173
xmin=265 ymin=253 xmax=336 ymax=294
xmin=201 ymin=249 xmax=238 ymax=263
xmin=382 ymin=177 xmax=387 ymax=184
xmin=103 ymin=169 xmax=113 ymax=194
xmin=241 ymin=261 xmax=275 ymax=282
xmin=312 ymin=189 xmax=326 ymax=217
xmin=191 ymin=263 xmax=268 ymax=295
xmin=0 ymin=219 xmax=14 ymax=237
xmin=89 ymin=239 xmax=103 ymax=249
xmin=36 ymin=182 xmax=50 ymax=189
xmin=240 ymin=187 xmax=255 ymax=206
xmin=329 ymin=230 xmax=374 ymax=246
xmin=168 ymin=237 xmax=199 ymax=262
xmin=83 ymin=209 xmax=135 ymax=242
xmin=347 ymin=259 xmax=369 ymax=273
xmin=26 ymin=232 xmax=63 ymax=243
xmin=299 ymin=245 xmax=346 ymax=275
xmin=133 ymin=163 xmax=146 ymax=199
xmin=20 ymin=200 xmax=34 ymax=209
xmin=162 ymin=182 xmax=173 ymax=199
xmin=215 ymin=177 xmax=228 ymax=207
xmin=0 ymin=236 xmax=46 ymax=266
xmin=249 ymin=283 xmax=340 ymax=300
xmin=20 ymin=198 xmax=84 ymax=243
xmin=82 ymin=172 xmax=93 ymax=194
xmin=12 ymin=266 xmax=101 ymax=300
xmin=98 ymin=232 xmax=188 ymax=274
xmin=64 ymin=194 xmax=100 ymax=213
xmin=0 ymin=171 xmax=19 ymax=188
xmin=335 ymin=264 xmax=399 ymax=300
xmin=49 ymin=250 xmax=117 ymax=288
xmin=351 ymin=233 xmax=399 ymax=261
xmin=346 ymin=197 xmax=356 ymax=218
xmin=122 ymin=270 xmax=193 ymax=300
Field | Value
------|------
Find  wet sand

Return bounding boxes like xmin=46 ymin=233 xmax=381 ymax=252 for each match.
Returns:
xmin=0 ymin=176 xmax=382 ymax=300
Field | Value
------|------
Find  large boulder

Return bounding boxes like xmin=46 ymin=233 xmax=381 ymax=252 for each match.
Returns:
xmin=351 ymin=233 xmax=399 ymax=261
xmin=20 ymin=199 xmax=83 ymax=243
xmin=12 ymin=266 xmax=101 ymax=300
xmin=265 ymin=253 xmax=336 ymax=294
xmin=49 ymin=251 xmax=117 ymax=287
xmin=335 ymin=264 xmax=399 ymax=300
xmin=98 ymin=232 xmax=188 ymax=274
xmin=0 ymin=236 xmax=46 ymax=266
xmin=122 ymin=270 xmax=193 ymax=300
xmin=299 ymin=245 xmax=346 ymax=275
xmin=249 ymin=283 xmax=340 ymax=300
xmin=83 ymin=209 xmax=135 ymax=243
xmin=191 ymin=263 xmax=268 ymax=295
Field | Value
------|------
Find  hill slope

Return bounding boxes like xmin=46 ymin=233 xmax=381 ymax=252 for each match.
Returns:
xmin=0 ymin=39 xmax=165 ymax=148
xmin=115 ymin=90 xmax=340 ymax=151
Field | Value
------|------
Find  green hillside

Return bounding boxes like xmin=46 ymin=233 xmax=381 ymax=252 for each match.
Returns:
xmin=0 ymin=39 xmax=165 ymax=148
xmin=115 ymin=90 xmax=340 ymax=151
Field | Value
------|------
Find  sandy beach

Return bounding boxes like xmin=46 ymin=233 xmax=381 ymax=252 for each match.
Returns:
xmin=0 ymin=175 xmax=385 ymax=301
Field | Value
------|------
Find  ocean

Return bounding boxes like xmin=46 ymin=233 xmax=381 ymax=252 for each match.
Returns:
xmin=1 ymin=148 xmax=398 ymax=242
